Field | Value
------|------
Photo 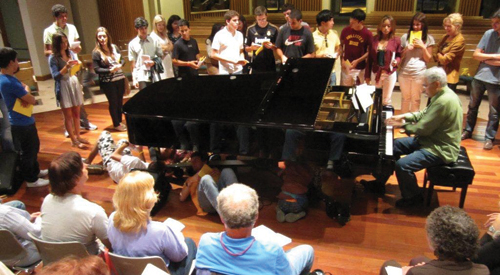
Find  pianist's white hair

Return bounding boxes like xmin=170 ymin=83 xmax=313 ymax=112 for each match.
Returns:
xmin=424 ymin=66 xmax=448 ymax=88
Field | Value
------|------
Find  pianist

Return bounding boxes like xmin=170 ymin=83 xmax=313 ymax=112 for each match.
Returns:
xmin=380 ymin=66 xmax=462 ymax=207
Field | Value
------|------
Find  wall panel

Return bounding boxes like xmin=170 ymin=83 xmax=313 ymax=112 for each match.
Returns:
xmin=287 ymin=0 xmax=322 ymax=11
xmin=458 ymin=0 xmax=481 ymax=16
xmin=375 ymin=0 xmax=414 ymax=11
xmin=97 ymin=0 xmax=144 ymax=49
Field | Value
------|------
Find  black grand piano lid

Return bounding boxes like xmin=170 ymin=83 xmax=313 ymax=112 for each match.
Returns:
xmin=123 ymin=58 xmax=334 ymax=128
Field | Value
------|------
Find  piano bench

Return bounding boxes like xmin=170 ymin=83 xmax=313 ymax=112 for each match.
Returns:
xmin=423 ymin=146 xmax=475 ymax=208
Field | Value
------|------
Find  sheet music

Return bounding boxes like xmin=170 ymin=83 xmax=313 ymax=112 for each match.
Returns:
xmin=384 ymin=110 xmax=394 ymax=156
xmin=355 ymin=84 xmax=375 ymax=111
xmin=163 ymin=218 xmax=185 ymax=232
xmin=252 ymin=225 xmax=291 ymax=247
xmin=142 ymin=263 xmax=170 ymax=275
xmin=384 ymin=266 xmax=402 ymax=275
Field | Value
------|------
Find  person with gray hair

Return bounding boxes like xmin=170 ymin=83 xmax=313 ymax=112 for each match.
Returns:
xmin=380 ymin=205 xmax=489 ymax=275
xmin=195 ymin=183 xmax=315 ymax=275
xmin=365 ymin=67 xmax=462 ymax=207
xmin=462 ymin=8 xmax=500 ymax=150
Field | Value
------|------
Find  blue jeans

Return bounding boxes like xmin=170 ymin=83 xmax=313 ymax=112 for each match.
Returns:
xmin=12 ymin=123 xmax=41 ymax=182
xmin=168 ymin=237 xmax=197 ymax=275
xmin=172 ymin=120 xmax=200 ymax=151
xmin=286 ymin=244 xmax=314 ymax=275
xmin=392 ymin=137 xmax=445 ymax=199
xmin=465 ymin=79 xmax=500 ymax=140
xmin=0 ymin=98 xmax=15 ymax=151
xmin=282 ymin=129 xmax=346 ymax=162
xmin=2 ymin=200 xmax=26 ymax=210
xmin=329 ymin=71 xmax=337 ymax=86
xmin=197 ymin=168 xmax=238 ymax=213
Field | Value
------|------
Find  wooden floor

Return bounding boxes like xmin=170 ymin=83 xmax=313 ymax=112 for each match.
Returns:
xmin=5 ymin=100 xmax=500 ymax=275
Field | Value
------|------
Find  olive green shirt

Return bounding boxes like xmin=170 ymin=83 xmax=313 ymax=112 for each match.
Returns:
xmin=404 ymin=85 xmax=463 ymax=164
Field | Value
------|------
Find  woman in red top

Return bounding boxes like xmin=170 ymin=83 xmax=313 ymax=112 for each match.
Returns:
xmin=365 ymin=15 xmax=401 ymax=106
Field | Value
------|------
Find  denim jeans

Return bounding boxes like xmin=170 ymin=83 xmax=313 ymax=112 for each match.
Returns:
xmin=286 ymin=244 xmax=315 ymax=275
xmin=465 ymin=79 xmax=500 ymax=141
xmin=197 ymin=168 xmax=238 ymax=213
xmin=172 ymin=120 xmax=200 ymax=151
xmin=11 ymin=123 xmax=41 ymax=182
xmin=2 ymin=200 xmax=26 ymax=210
xmin=329 ymin=71 xmax=337 ymax=86
xmin=168 ymin=237 xmax=197 ymax=275
xmin=391 ymin=137 xmax=445 ymax=199
xmin=0 ymin=98 xmax=15 ymax=151
xmin=282 ymin=129 xmax=346 ymax=162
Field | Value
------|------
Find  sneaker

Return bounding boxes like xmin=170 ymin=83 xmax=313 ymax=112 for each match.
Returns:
xmin=38 ymin=169 xmax=48 ymax=178
xmin=395 ymin=194 xmax=424 ymax=208
xmin=114 ymin=124 xmax=127 ymax=132
xmin=461 ymin=131 xmax=472 ymax=140
xmin=276 ymin=208 xmax=286 ymax=223
xmin=65 ymin=130 xmax=69 ymax=138
xmin=26 ymin=178 xmax=49 ymax=188
xmin=83 ymin=123 xmax=98 ymax=131
xmin=484 ymin=139 xmax=494 ymax=150
xmin=285 ymin=211 xmax=306 ymax=222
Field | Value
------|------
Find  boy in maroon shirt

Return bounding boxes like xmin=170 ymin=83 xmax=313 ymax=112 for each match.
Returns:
xmin=340 ymin=8 xmax=373 ymax=86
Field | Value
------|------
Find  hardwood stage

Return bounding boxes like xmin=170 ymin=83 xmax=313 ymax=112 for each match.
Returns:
xmin=4 ymin=101 xmax=500 ymax=275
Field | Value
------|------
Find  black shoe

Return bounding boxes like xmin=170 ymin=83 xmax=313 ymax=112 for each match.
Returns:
xmin=395 ymin=194 xmax=424 ymax=208
xmin=461 ymin=131 xmax=472 ymax=140
xmin=360 ymin=179 xmax=386 ymax=195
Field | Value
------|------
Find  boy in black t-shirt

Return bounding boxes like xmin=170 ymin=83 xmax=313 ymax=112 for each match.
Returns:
xmin=245 ymin=6 xmax=278 ymax=73
xmin=172 ymin=19 xmax=202 ymax=77
xmin=276 ymin=9 xmax=314 ymax=64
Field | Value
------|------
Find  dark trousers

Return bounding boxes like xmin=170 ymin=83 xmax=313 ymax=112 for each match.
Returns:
xmin=101 ymin=79 xmax=125 ymax=127
xmin=465 ymin=79 xmax=500 ymax=141
xmin=168 ymin=237 xmax=197 ymax=275
xmin=139 ymin=81 xmax=152 ymax=90
xmin=11 ymin=123 xmax=40 ymax=182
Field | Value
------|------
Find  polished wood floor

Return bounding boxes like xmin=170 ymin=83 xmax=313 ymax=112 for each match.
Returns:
xmin=4 ymin=100 xmax=500 ymax=275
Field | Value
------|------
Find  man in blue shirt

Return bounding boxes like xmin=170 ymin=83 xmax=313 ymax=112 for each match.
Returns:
xmin=462 ymin=9 xmax=500 ymax=150
xmin=0 ymin=47 xmax=48 ymax=187
xmin=195 ymin=183 xmax=314 ymax=275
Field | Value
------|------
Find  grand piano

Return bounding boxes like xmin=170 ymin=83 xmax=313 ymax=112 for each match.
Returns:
xmin=123 ymin=58 xmax=394 ymax=225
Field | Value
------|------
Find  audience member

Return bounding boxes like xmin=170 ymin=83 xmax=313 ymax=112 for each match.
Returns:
xmin=128 ymin=17 xmax=163 ymax=89
xmin=313 ymin=9 xmax=340 ymax=86
xmin=49 ymin=32 xmax=90 ymax=149
xmin=38 ymin=256 xmax=109 ymax=275
xmin=433 ymin=13 xmax=465 ymax=93
xmin=365 ymin=15 xmax=401 ymax=105
xmin=108 ymin=171 xmax=196 ymax=275
xmin=276 ymin=161 xmax=313 ymax=223
xmin=84 ymin=131 xmax=148 ymax=183
xmin=81 ymin=60 xmax=96 ymax=104
xmin=0 ymin=200 xmax=41 ymax=267
xmin=92 ymin=27 xmax=127 ymax=132
xmin=167 ymin=15 xmax=182 ymax=44
xmin=41 ymin=152 xmax=111 ymax=254
xmin=150 ymin=14 xmax=175 ymax=79
xmin=340 ymin=8 xmax=373 ymax=86
xmin=276 ymin=9 xmax=315 ymax=64
xmin=211 ymin=10 xmax=247 ymax=74
xmin=399 ymin=12 xmax=435 ymax=114
xmin=205 ymin=23 xmax=223 ymax=75
xmin=380 ymin=205 xmax=489 ymax=275
xmin=180 ymin=152 xmax=237 ymax=215
xmin=0 ymin=86 xmax=15 ymax=152
xmin=172 ymin=19 xmax=202 ymax=77
xmin=0 ymin=47 xmax=49 ymax=188
xmin=462 ymin=8 xmax=500 ymax=150
xmin=474 ymin=205 xmax=500 ymax=274
xmin=196 ymin=183 xmax=314 ymax=275
xmin=367 ymin=67 xmax=462 ymax=207
xmin=42 ymin=4 xmax=97 ymax=134
xmin=245 ymin=6 xmax=278 ymax=73
xmin=280 ymin=3 xmax=310 ymax=31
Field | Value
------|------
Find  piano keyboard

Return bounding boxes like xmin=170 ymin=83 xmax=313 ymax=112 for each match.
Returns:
xmin=381 ymin=109 xmax=394 ymax=156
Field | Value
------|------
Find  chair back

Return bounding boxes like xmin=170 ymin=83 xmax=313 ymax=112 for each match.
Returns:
xmin=108 ymin=252 xmax=170 ymax=275
xmin=27 ymin=232 xmax=89 ymax=266
xmin=0 ymin=229 xmax=27 ymax=265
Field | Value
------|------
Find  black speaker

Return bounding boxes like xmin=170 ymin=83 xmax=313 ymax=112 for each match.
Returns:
xmin=0 ymin=151 xmax=22 ymax=195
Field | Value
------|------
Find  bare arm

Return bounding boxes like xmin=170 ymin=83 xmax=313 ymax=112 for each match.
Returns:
xmin=44 ymin=44 xmax=52 ymax=57
xmin=484 ymin=60 xmax=500 ymax=66
xmin=20 ymin=93 xmax=36 ymax=105
xmin=110 ymin=142 xmax=129 ymax=162
xmin=172 ymin=58 xmax=200 ymax=69
xmin=473 ymin=48 xmax=500 ymax=62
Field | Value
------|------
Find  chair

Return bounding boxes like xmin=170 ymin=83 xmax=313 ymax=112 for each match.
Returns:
xmin=107 ymin=252 xmax=170 ymax=275
xmin=423 ymin=146 xmax=475 ymax=208
xmin=0 ymin=229 xmax=40 ymax=274
xmin=27 ymin=232 xmax=89 ymax=266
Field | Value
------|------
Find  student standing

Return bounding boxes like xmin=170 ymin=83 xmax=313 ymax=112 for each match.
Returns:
xmin=313 ymin=9 xmax=340 ymax=86
xmin=245 ymin=6 xmax=278 ymax=73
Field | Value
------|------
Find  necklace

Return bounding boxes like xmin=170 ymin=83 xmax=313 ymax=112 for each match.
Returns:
xmin=219 ymin=233 xmax=256 ymax=257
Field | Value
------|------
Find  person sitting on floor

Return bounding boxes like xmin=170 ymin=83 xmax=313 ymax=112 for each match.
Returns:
xmin=84 ymin=130 xmax=148 ymax=183
xmin=196 ymin=183 xmax=315 ymax=275
xmin=108 ymin=171 xmax=196 ymax=275
xmin=41 ymin=151 xmax=111 ymax=255
xmin=179 ymin=151 xmax=237 ymax=216
xmin=0 ymin=200 xmax=41 ymax=267
xmin=380 ymin=205 xmax=489 ymax=275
